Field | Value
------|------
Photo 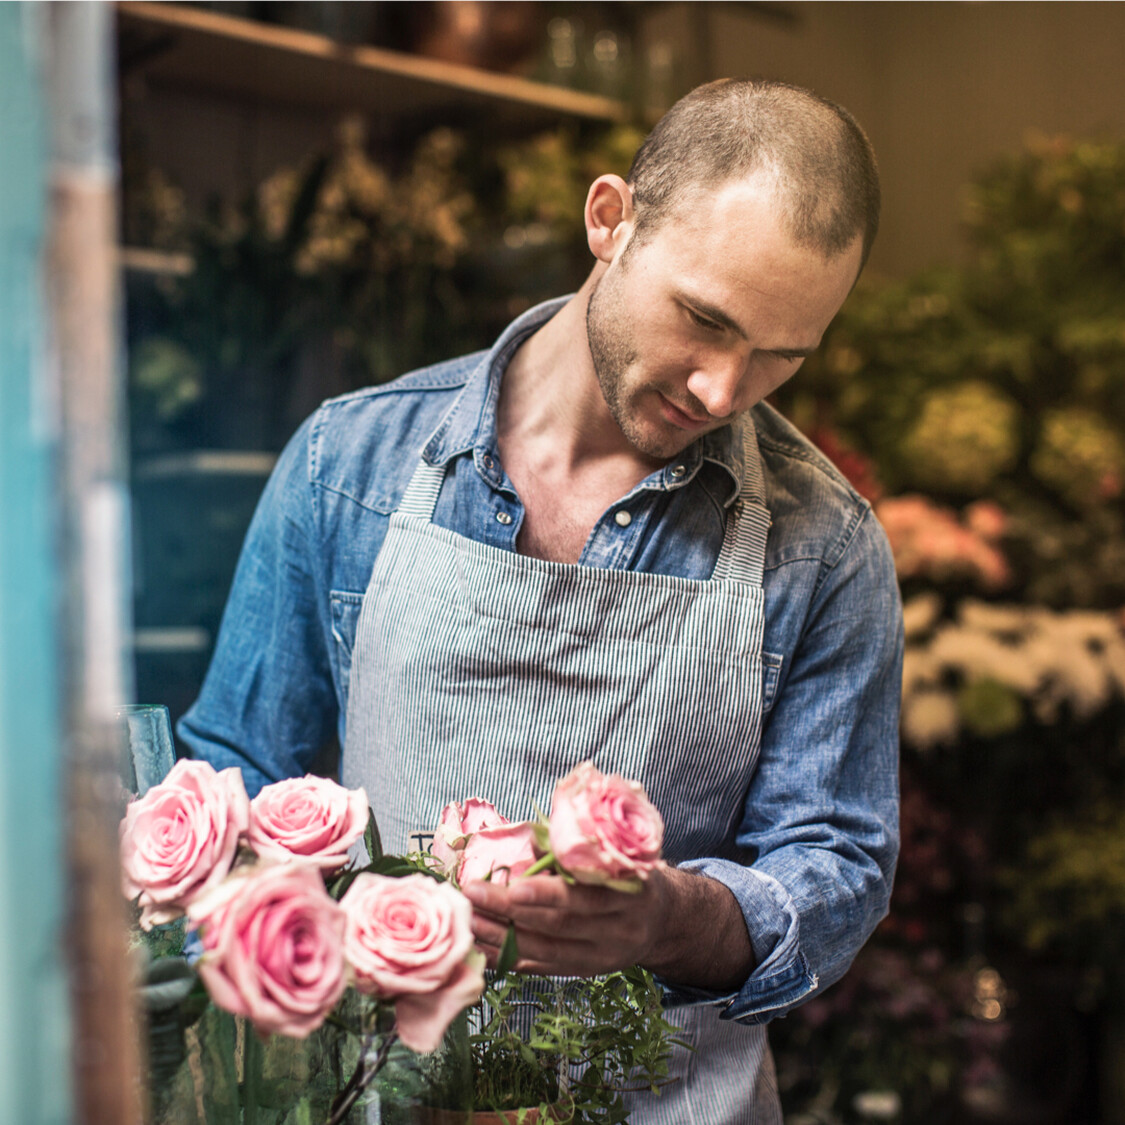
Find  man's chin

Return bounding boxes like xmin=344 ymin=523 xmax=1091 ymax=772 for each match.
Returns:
xmin=619 ymin=421 xmax=700 ymax=462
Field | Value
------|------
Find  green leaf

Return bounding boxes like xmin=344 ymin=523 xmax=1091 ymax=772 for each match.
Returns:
xmin=364 ymin=854 xmax=422 ymax=879
xmin=531 ymin=820 xmax=551 ymax=854
xmin=364 ymin=808 xmax=383 ymax=865
xmin=282 ymin=154 xmax=330 ymax=253
xmin=496 ymin=924 xmax=519 ymax=977
xmin=328 ymin=868 xmax=361 ymax=900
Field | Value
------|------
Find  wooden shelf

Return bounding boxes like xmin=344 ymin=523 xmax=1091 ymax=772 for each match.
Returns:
xmin=117 ymin=2 xmax=629 ymax=130
xmin=118 ymin=246 xmax=193 ymax=276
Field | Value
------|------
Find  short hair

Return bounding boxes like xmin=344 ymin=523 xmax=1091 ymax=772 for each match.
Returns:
xmin=626 ymin=78 xmax=881 ymax=271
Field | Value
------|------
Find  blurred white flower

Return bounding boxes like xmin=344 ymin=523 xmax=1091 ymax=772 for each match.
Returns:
xmin=901 ymin=599 xmax=1125 ymax=747
xmin=902 ymin=688 xmax=960 ymax=750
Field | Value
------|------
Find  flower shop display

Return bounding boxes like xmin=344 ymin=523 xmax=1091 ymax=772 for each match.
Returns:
xmin=768 ymin=135 xmax=1125 ymax=1122
xmin=122 ymin=102 xmax=1125 ymax=1121
xmin=125 ymin=119 xmax=643 ymax=457
xmin=122 ymin=760 xmax=677 ymax=1124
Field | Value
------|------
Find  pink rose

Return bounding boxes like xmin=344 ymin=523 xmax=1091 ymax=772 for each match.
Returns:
xmin=188 ymin=863 xmax=347 ymax=1039
xmin=548 ymin=761 xmax=664 ymax=891
xmin=120 ymin=758 xmax=250 ymax=929
xmin=248 ymin=775 xmax=369 ymax=874
xmin=964 ymin=500 xmax=1007 ymax=541
xmin=341 ymin=873 xmax=485 ymax=1053
xmin=457 ymin=822 xmax=538 ymax=887
xmin=430 ymin=798 xmax=507 ymax=877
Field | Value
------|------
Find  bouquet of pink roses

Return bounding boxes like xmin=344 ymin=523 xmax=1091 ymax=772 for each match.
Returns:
xmin=430 ymin=760 xmax=665 ymax=894
xmin=121 ymin=761 xmax=484 ymax=1122
xmin=121 ymin=758 xmax=674 ymax=1123
xmin=427 ymin=761 xmax=677 ymax=1122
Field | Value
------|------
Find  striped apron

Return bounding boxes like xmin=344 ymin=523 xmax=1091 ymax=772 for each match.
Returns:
xmin=343 ymin=420 xmax=781 ymax=1125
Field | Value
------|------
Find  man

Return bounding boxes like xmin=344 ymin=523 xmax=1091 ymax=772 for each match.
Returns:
xmin=180 ymin=79 xmax=902 ymax=1123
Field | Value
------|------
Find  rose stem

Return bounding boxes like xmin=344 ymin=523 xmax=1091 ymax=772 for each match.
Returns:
xmin=325 ymin=1027 xmax=400 ymax=1125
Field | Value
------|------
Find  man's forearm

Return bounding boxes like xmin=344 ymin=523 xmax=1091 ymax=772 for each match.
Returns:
xmin=641 ymin=866 xmax=756 ymax=993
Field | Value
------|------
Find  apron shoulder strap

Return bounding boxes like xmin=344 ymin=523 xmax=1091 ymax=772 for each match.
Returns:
xmin=396 ymin=459 xmax=446 ymax=521
xmin=711 ymin=418 xmax=771 ymax=587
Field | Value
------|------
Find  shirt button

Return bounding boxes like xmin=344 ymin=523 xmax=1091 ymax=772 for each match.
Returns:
xmin=495 ymin=511 xmax=512 ymax=525
xmin=482 ymin=454 xmax=494 ymax=469
xmin=614 ymin=510 xmax=632 ymax=528
xmin=670 ymin=464 xmax=686 ymax=478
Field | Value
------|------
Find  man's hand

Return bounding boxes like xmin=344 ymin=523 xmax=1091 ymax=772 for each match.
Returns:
xmin=462 ymin=862 xmax=755 ymax=991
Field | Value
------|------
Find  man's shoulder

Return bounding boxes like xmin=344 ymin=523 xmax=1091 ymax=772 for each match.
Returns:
xmin=751 ymin=402 xmax=878 ymax=570
xmin=306 ymin=350 xmax=487 ymax=513
xmin=318 ymin=350 xmax=485 ymax=418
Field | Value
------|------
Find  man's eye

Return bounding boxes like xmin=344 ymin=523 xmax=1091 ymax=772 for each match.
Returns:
xmin=688 ymin=308 xmax=721 ymax=331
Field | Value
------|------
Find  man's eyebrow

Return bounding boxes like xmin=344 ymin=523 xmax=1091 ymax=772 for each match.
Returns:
xmin=682 ymin=293 xmax=816 ymax=358
xmin=683 ymin=295 xmax=750 ymax=340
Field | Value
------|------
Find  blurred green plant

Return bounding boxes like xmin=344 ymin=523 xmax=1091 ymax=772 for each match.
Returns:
xmin=127 ymin=120 xmax=644 ymax=453
xmin=1002 ymin=805 xmax=1125 ymax=975
xmin=778 ymin=134 xmax=1125 ymax=607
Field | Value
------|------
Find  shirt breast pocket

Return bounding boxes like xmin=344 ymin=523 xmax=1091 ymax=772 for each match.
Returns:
xmin=329 ymin=591 xmax=365 ymax=710
xmin=762 ymin=651 xmax=783 ymax=714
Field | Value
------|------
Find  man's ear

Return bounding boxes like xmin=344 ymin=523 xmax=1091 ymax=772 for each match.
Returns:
xmin=585 ymin=175 xmax=634 ymax=265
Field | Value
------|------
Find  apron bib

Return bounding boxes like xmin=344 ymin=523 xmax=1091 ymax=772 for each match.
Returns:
xmin=343 ymin=421 xmax=779 ymax=1125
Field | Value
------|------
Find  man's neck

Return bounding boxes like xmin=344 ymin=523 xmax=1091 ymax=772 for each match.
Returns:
xmin=498 ymin=281 xmax=658 ymax=473
xmin=495 ymin=283 xmax=665 ymax=563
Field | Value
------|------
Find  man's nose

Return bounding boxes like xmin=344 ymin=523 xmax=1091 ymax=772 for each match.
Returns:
xmin=686 ymin=353 xmax=749 ymax=419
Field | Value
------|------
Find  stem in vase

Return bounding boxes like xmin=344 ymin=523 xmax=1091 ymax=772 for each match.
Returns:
xmin=326 ymin=1027 xmax=400 ymax=1125
xmin=243 ymin=1020 xmax=261 ymax=1125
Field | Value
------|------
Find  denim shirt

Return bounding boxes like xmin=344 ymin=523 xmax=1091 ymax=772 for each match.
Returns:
xmin=180 ymin=296 xmax=902 ymax=1024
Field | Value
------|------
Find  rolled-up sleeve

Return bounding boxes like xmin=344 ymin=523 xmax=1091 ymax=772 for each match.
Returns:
xmin=663 ymin=508 xmax=903 ymax=1023
xmin=177 ymin=417 xmax=338 ymax=797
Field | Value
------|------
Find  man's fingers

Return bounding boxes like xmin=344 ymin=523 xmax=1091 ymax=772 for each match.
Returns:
xmin=462 ymin=871 xmax=663 ymax=976
xmin=471 ymin=912 xmax=511 ymax=949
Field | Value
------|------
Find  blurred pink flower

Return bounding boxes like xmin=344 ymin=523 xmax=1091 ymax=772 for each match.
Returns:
xmin=189 ymin=862 xmax=347 ymax=1039
xmin=120 ymin=758 xmax=249 ymax=930
xmin=964 ymin=500 xmax=1007 ymax=541
xmin=248 ymin=775 xmax=368 ymax=874
xmin=876 ymin=494 xmax=1010 ymax=590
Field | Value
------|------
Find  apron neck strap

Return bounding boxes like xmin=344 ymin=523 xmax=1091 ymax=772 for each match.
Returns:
xmin=395 ymin=420 xmax=770 ymax=586
xmin=396 ymin=458 xmax=446 ymax=521
xmin=711 ymin=418 xmax=770 ymax=586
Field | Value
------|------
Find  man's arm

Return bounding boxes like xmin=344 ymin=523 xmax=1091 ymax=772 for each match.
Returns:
xmin=177 ymin=417 xmax=338 ymax=797
xmin=466 ymin=862 xmax=753 ymax=988
xmin=467 ymin=506 xmax=902 ymax=1021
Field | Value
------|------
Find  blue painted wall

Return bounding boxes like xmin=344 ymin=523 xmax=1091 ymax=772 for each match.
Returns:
xmin=0 ymin=4 xmax=73 ymax=1122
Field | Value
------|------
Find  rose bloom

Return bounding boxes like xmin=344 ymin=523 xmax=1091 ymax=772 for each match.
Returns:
xmin=548 ymin=761 xmax=664 ymax=890
xmin=120 ymin=758 xmax=250 ymax=929
xmin=341 ymin=873 xmax=485 ymax=1053
xmin=249 ymin=775 xmax=368 ymax=874
xmin=964 ymin=500 xmax=1007 ymax=542
xmin=457 ymin=821 xmax=538 ymax=887
xmin=430 ymin=797 xmax=507 ymax=877
xmin=188 ymin=863 xmax=347 ymax=1039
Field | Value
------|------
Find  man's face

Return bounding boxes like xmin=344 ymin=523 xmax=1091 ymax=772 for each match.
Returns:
xmin=586 ymin=175 xmax=863 ymax=461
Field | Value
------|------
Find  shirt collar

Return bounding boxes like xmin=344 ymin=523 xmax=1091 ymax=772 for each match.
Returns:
xmin=422 ymin=294 xmax=747 ymax=507
xmin=422 ymin=296 xmax=568 ymax=469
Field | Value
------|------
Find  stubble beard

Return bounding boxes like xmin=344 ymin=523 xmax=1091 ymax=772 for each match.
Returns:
xmin=585 ymin=270 xmax=692 ymax=462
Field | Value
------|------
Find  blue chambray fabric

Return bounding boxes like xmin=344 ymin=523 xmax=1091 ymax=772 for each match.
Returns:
xmin=180 ymin=296 xmax=903 ymax=1027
